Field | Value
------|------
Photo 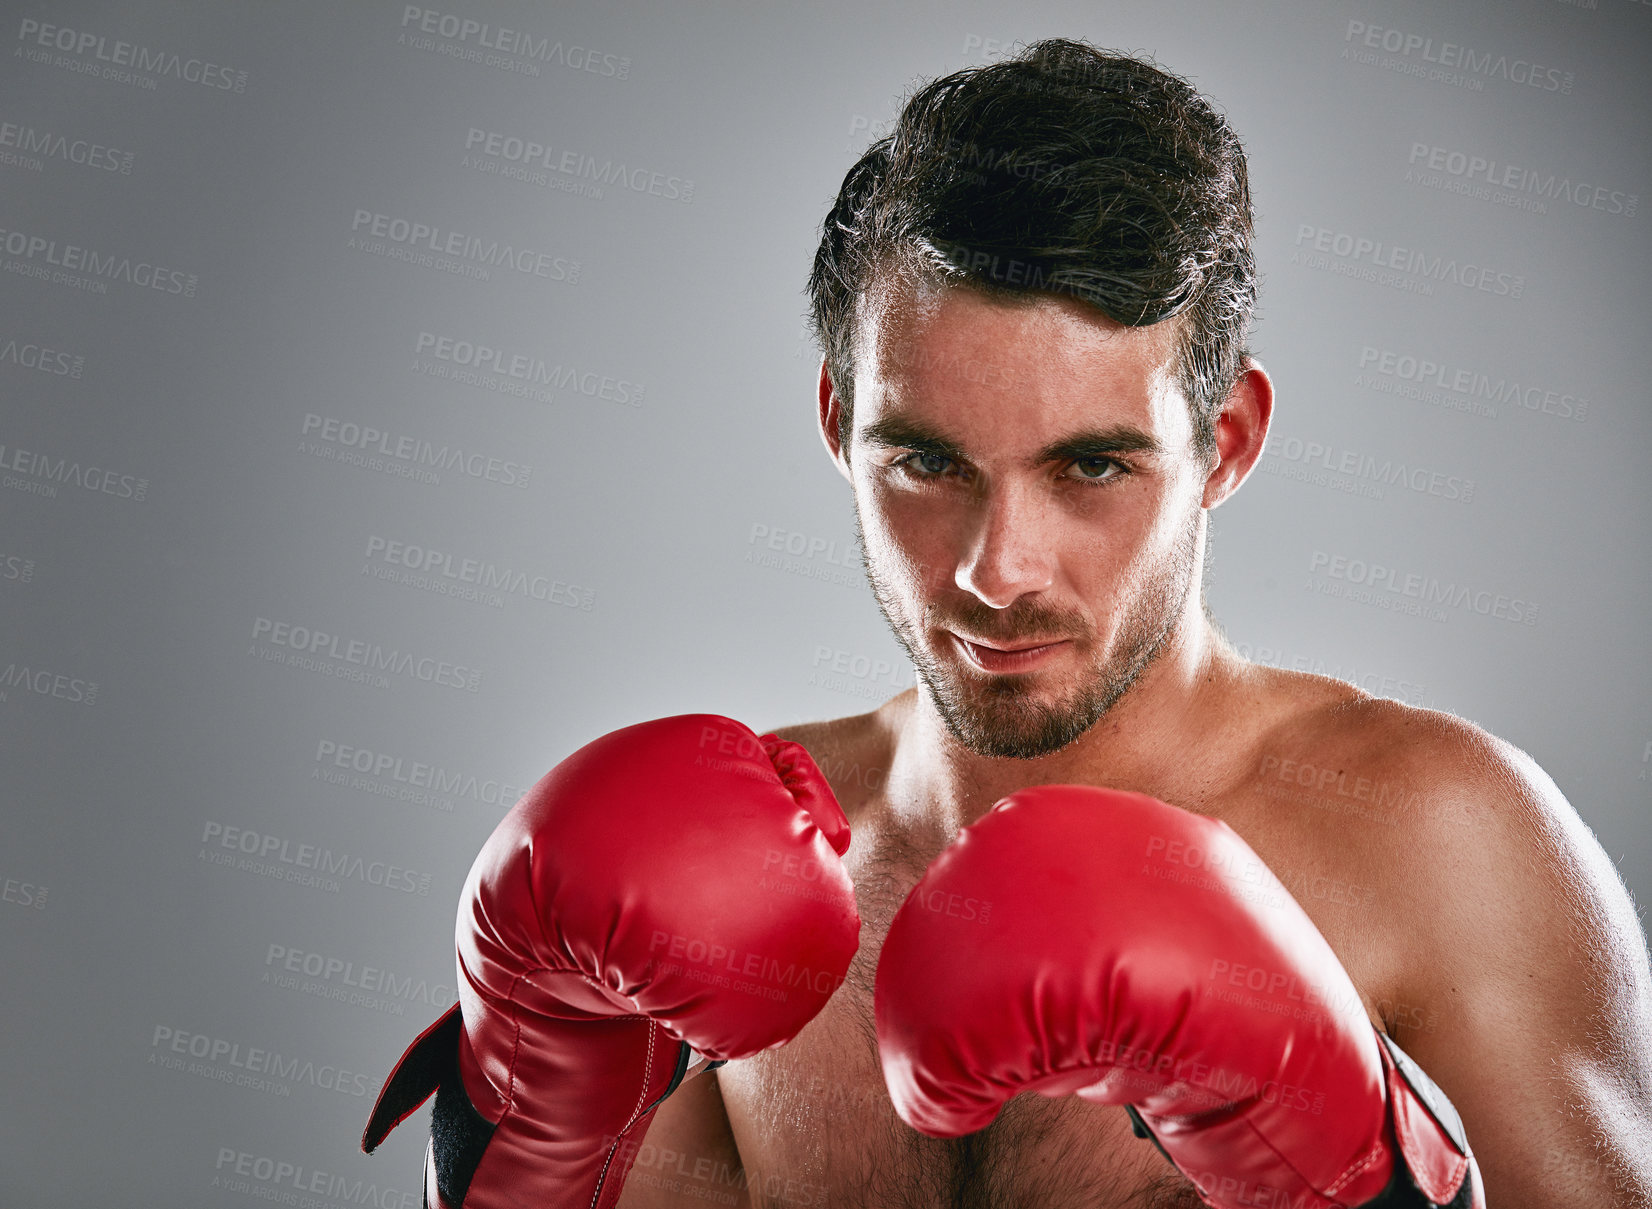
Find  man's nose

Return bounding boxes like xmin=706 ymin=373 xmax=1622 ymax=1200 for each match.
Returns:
xmin=954 ymin=480 xmax=1056 ymax=609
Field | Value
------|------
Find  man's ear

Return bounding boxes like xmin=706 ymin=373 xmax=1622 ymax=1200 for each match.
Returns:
xmin=817 ymin=357 xmax=852 ymax=482
xmin=1200 ymin=357 xmax=1274 ymax=509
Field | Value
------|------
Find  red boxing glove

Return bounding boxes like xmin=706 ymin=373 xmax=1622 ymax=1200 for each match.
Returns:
xmin=874 ymin=785 xmax=1483 ymax=1209
xmin=362 ymin=714 xmax=860 ymax=1209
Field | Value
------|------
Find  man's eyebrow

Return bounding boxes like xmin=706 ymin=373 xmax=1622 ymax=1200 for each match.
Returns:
xmin=859 ymin=413 xmax=1164 ymax=463
xmin=859 ymin=415 xmax=969 ymax=460
xmin=1034 ymin=425 xmax=1164 ymax=462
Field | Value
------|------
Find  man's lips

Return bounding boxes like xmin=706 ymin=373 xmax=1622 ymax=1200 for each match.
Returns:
xmin=950 ymin=633 xmax=1072 ymax=672
xmin=954 ymin=635 xmax=1067 ymax=652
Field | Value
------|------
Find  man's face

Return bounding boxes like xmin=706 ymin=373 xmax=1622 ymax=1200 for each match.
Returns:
xmin=841 ymin=275 xmax=1210 ymax=760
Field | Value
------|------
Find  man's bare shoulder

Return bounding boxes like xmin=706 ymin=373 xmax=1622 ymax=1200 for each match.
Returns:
xmin=1241 ymin=662 xmax=1648 ymax=997
xmin=1231 ymin=662 xmax=1617 ymax=912
xmin=1240 ymin=661 xmax=1539 ymax=821
xmin=762 ymin=709 xmax=882 ymax=764
xmin=759 ymin=694 xmax=907 ymax=820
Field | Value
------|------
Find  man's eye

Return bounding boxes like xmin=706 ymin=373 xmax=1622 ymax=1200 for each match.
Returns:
xmin=897 ymin=452 xmax=958 ymax=478
xmin=1068 ymin=457 xmax=1123 ymax=484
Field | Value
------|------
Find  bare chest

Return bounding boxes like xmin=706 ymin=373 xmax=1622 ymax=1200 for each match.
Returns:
xmin=716 ymin=760 xmax=1405 ymax=1208
xmin=717 ymin=835 xmax=1211 ymax=1209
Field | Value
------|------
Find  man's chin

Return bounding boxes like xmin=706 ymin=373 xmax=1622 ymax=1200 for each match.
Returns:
xmin=924 ymin=669 xmax=1100 ymax=760
xmin=941 ymin=711 xmax=1092 ymax=761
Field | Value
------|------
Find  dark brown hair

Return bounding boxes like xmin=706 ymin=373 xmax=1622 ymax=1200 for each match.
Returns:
xmin=808 ymin=38 xmax=1256 ymax=463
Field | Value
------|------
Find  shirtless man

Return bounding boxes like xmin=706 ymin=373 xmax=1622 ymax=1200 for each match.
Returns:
xmin=362 ymin=39 xmax=1652 ymax=1208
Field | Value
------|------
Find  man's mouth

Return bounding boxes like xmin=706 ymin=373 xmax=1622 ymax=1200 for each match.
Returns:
xmin=950 ymin=633 xmax=1072 ymax=673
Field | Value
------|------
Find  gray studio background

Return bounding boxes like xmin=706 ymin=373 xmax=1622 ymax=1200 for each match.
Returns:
xmin=2 ymin=0 xmax=1648 ymax=1203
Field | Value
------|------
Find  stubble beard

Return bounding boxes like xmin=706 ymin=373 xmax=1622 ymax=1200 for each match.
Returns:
xmin=856 ymin=504 xmax=1203 ymax=760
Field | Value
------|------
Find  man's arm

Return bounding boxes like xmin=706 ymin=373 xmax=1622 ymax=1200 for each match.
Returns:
xmin=614 ymin=1069 xmax=751 ymax=1208
xmin=1384 ymin=724 xmax=1652 ymax=1206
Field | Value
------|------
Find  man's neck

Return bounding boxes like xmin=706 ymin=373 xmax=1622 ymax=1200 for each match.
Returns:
xmin=880 ymin=612 xmax=1243 ymax=832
